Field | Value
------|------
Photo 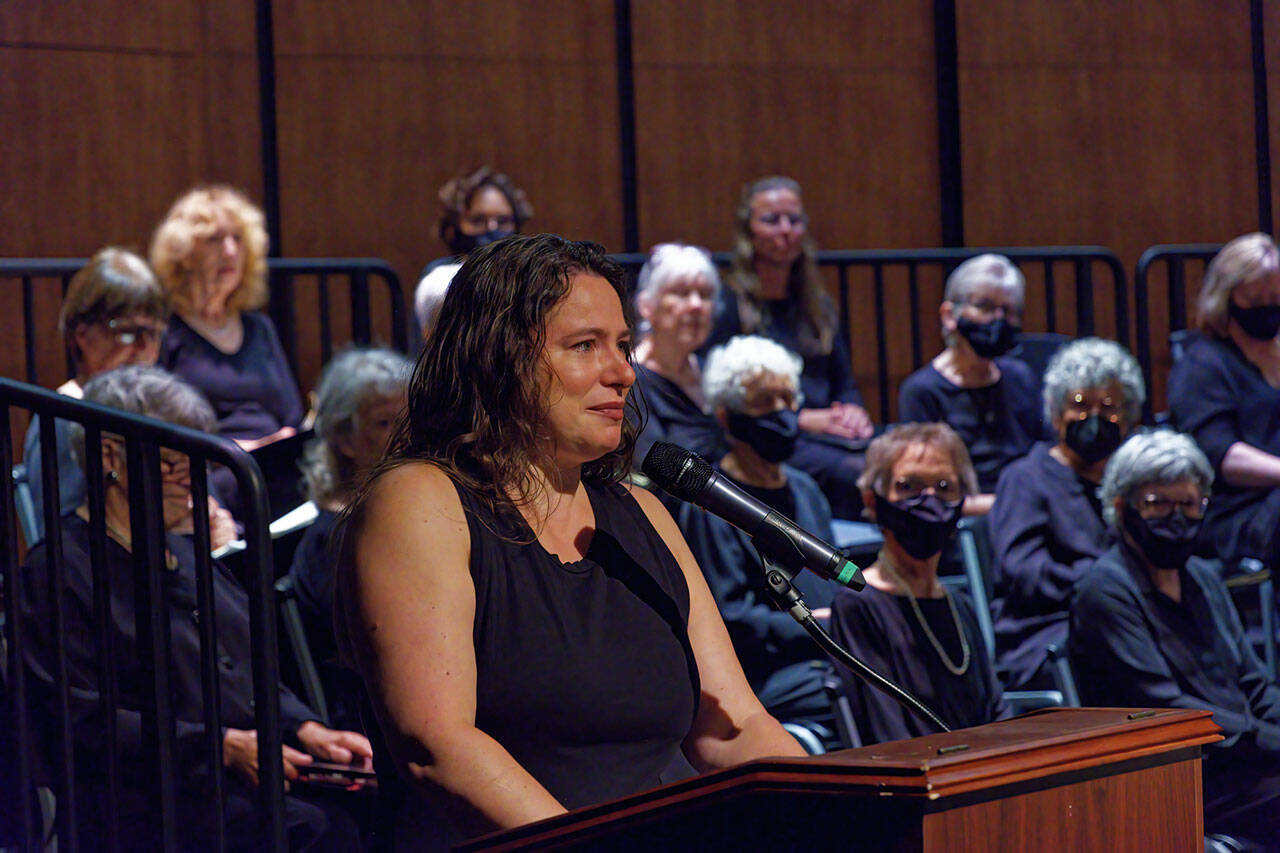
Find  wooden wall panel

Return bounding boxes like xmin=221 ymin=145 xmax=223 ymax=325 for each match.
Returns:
xmin=631 ymin=0 xmax=941 ymax=419
xmin=956 ymin=1 xmax=1260 ymax=411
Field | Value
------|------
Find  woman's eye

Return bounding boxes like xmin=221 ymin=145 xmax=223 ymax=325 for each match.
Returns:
xmin=572 ymin=339 xmax=594 ymax=352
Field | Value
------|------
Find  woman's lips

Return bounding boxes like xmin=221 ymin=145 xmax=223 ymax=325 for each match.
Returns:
xmin=588 ymin=402 xmax=625 ymax=421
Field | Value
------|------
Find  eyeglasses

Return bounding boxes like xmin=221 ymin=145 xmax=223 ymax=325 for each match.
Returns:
xmin=964 ymin=299 xmax=1022 ymax=323
xmin=754 ymin=211 xmax=809 ymax=229
xmin=105 ymin=318 xmax=166 ymax=347
xmin=462 ymin=213 xmax=517 ymax=231
xmin=891 ymin=476 xmax=964 ymax=503
xmin=1063 ymin=391 xmax=1123 ymax=423
xmin=1131 ymin=493 xmax=1209 ymax=520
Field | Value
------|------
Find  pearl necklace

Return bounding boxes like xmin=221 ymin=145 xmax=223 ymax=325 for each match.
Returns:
xmin=877 ymin=552 xmax=971 ymax=676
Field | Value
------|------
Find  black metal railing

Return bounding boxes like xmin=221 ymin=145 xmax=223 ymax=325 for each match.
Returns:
xmin=1133 ymin=243 xmax=1223 ymax=422
xmin=0 ymin=258 xmax=410 ymax=389
xmin=612 ymin=246 xmax=1127 ymax=421
xmin=0 ymin=379 xmax=285 ymax=852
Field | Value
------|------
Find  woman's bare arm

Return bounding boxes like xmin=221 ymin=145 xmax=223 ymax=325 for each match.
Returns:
xmin=1220 ymin=441 xmax=1280 ymax=488
xmin=628 ymin=485 xmax=806 ymax=770
xmin=352 ymin=464 xmax=566 ymax=832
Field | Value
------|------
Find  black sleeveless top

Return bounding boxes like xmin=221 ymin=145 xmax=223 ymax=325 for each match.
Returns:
xmin=461 ymin=479 xmax=700 ymax=810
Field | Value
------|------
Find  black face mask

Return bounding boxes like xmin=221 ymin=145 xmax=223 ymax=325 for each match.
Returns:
xmin=955 ymin=316 xmax=1020 ymax=359
xmin=1122 ymin=505 xmax=1201 ymax=569
xmin=447 ymin=227 xmax=514 ymax=255
xmin=874 ymin=492 xmax=964 ymax=560
xmin=727 ymin=409 xmax=800 ymax=464
xmin=1064 ymin=415 xmax=1123 ymax=465
xmin=1228 ymin=302 xmax=1280 ymax=341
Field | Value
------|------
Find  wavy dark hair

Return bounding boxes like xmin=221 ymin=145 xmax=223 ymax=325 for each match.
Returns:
xmin=354 ymin=234 xmax=638 ymax=524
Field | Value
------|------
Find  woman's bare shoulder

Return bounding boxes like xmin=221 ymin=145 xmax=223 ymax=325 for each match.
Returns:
xmin=359 ymin=461 xmax=468 ymax=539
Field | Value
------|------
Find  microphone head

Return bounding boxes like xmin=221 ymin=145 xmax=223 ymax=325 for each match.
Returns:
xmin=642 ymin=441 xmax=714 ymax=502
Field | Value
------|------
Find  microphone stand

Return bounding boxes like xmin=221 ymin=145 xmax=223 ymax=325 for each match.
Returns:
xmin=755 ymin=548 xmax=952 ymax=735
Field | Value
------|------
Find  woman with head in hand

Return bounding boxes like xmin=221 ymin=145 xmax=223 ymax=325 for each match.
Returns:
xmin=336 ymin=235 xmax=803 ymax=848
xmin=705 ymin=176 xmax=873 ymax=518
xmin=897 ymin=254 xmax=1045 ymax=514
xmin=988 ymin=337 xmax=1145 ymax=690
xmin=828 ymin=422 xmax=1007 ymax=745
xmin=1168 ymin=232 xmax=1280 ymax=571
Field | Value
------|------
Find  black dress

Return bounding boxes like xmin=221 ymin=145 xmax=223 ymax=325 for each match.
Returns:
xmin=382 ymin=480 xmax=701 ymax=849
xmin=897 ymin=358 xmax=1045 ymax=493
xmin=1168 ymin=333 xmax=1280 ymax=567
xmin=632 ymin=364 xmax=728 ymax=467
xmin=829 ymin=584 xmax=1007 ymax=745
xmin=989 ymin=441 xmax=1112 ymax=689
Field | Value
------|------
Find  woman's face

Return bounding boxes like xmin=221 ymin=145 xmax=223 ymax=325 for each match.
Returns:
xmin=1119 ymin=480 xmax=1207 ymax=524
xmin=640 ymin=274 xmax=715 ymax=353
xmin=885 ymin=441 xmax=964 ymax=504
xmin=190 ymin=208 xmax=246 ymax=308
xmin=340 ymin=392 xmax=405 ymax=475
xmin=1231 ymin=268 xmax=1280 ymax=309
xmin=944 ymin=282 xmax=1022 ymax=333
xmin=748 ymin=188 xmax=808 ymax=267
xmin=738 ymin=370 xmax=798 ymax=417
xmin=74 ymin=313 xmax=166 ymax=379
xmin=460 ymin=185 xmax=517 ymax=237
xmin=1052 ymin=381 xmax=1129 ymax=438
xmin=104 ymin=440 xmax=195 ymax=531
xmin=540 ymin=273 xmax=635 ymax=468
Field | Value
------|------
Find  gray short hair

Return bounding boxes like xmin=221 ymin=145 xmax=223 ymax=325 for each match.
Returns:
xmin=635 ymin=243 xmax=721 ymax=305
xmin=1195 ymin=232 xmax=1280 ymax=337
xmin=1098 ymin=429 xmax=1213 ymax=524
xmin=301 ymin=347 xmax=412 ymax=504
xmin=71 ymin=365 xmax=216 ymax=470
xmin=702 ymin=335 xmax=802 ymax=413
xmin=1041 ymin=337 xmax=1145 ymax=425
xmin=944 ymin=253 xmax=1026 ymax=310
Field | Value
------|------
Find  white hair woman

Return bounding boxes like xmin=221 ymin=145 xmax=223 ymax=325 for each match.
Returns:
xmin=1071 ymin=429 xmax=1280 ymax=847
xmin=674 ymin=334 xmax=840 ymax=731
xmin=988 ymin=337 xmax=1145 ymax=689
xmin=631 ymin=243 xmax=726 ymax=465
xmin=1168 ymin=232 xmax=1280 ymax=571
xmin=898 ymin=253 xmax=1044 ymax=514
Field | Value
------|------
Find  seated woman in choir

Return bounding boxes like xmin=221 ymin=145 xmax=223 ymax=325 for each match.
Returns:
xmin=1070 ymin=430 xmax=1280 ymax=846
xmin=829 ymin=422 xmax=1007 ymax=745
xmin=1168 ymin=232 xmax=1280 ymax=571
xmin=17 ymin=365 xmax=369 ymax=850
xmin=23 ymin=247 xmax=172 ymax=543
xmin=897 ymin=254 xmax=1045 ymax=513
xmin=989 ymin=337 xmax=1145 ymax=689
xmin=334 ymin=235 xmax=804 ymax=848
xmin=288 ymin=347 xmax=411 ymax=731
xmin=631 ymin=242 xmax=728 ymax=466
xmin=704 ymin=176 xmax=873 ymax=518
xmin=673 ymin=334 xmax=839 ymax=730
xmin=150 ymin=185 xmax=303 ymax=452
xmin=415 ymin=166 xmax=534 ymax=340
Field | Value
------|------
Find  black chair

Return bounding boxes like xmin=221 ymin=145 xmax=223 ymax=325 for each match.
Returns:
xmin=274 ymin=575 xmax=331 ymax=727
xmin=1010 ymin=331 xmax=1073 ymax=391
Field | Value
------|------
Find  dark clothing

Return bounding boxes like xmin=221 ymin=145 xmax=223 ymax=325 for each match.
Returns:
xmin=288 ymin=509 xmax=365 ymax=733
xmin=829 ymin=584 xmax=1008 ymax=745
xmin=159 ymin=312 xmax=304 ymax=443
xmin=1070 ymin=544 xmax=1280 ymax=845
xmin=989 ymin=442 xmax=1112 ymax=689
xmin=15 ymin=514 xmax=354 ymax=851
xmin=21 ymin=414 xmax=83 ymax=545
xmin=897 ymin=357 xmax=1045 ymax=493
xmin=675 ymin=465 xmax=839 ymax=719
xmin=703 ymin=287 xmax=868 ymax=518
xmin=632 ymin=364 xmax=728 ymax=467
xmin=1168 ymin=333 xmax=1280 ymax=566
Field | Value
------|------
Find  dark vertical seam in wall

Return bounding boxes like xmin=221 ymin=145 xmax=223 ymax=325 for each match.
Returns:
xmin=614 ymin=0 xmax=640 ymax=253
xmin=1251 ymin=0 xmax=1273 ymax=235
xmin=933 ymin=0 xmax=964 ymax=247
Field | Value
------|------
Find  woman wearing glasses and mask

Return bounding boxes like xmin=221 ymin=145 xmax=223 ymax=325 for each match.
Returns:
xmin=1168 ymin=233 xmax=1280 ymax=572
xmin=829 ymin=422 xmax=1008 ymax=745
xmin=988 ymin=337 xmax=1145 ymax=690
xmin=898 ymin=254 xmax=1046 ymax=515
xmin=703 ymin=176 xmax=874 ymax=519
xmin=1070 ymin=430 xmax=1280 ymax=848
xmin=23 ymin=247 xmax=172 ymax=543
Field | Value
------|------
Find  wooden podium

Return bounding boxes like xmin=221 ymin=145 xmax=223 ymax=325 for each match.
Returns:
xmin=460 ymin=708 xmax=1220 ymax=852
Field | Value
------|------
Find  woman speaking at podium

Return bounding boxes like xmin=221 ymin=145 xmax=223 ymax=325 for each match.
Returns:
xmin=335 ymin=235 xmax=803 ymax=848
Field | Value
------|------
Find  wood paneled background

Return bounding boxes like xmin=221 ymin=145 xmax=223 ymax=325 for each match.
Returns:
xmin=2 ymin=1 xmax=1276 ymax=417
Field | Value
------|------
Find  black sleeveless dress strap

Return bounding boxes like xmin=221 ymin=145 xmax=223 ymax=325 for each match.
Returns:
xmin=460 ymin=479 xmax=700 ymax=811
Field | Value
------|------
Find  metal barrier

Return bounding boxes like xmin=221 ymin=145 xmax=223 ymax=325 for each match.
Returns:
xmin=0 ymin=379 xmax=285 ymax=852
xmin=1132 ymin=243 xmax=1223 ymax=422
xmin=0 ymin=257 xmax=410 ymax=388
xmin=612 ymin=246 xmax=1127 ymax=420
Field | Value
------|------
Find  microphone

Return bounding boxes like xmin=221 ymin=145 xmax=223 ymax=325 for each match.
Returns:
xmin=643 ymin=441 xmax=864 ymax=590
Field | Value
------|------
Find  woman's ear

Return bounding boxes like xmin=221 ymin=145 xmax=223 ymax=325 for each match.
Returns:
xmin=861 ymin=488 xmax=876 ymax=521
xmin=939 ymin=301 xmax=956 ymax=334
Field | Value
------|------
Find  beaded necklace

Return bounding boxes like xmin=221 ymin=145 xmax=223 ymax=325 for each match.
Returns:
xmin=876 ymin=551 xmax=971 ymax=676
